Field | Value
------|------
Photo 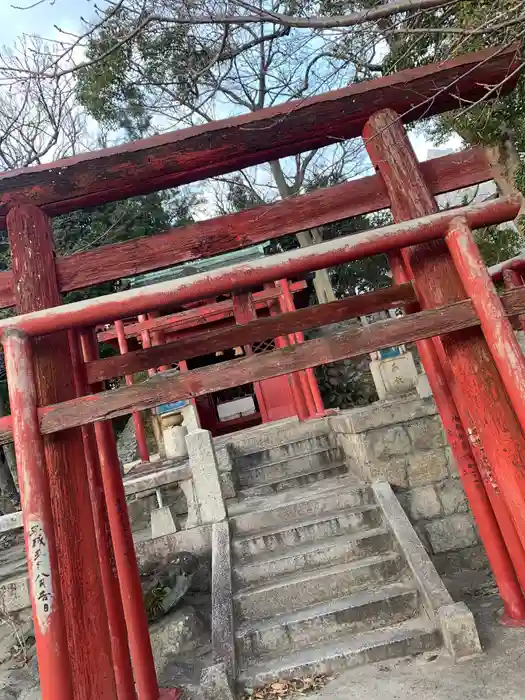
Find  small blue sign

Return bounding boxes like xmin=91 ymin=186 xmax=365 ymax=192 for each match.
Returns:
xmin=156 ymin=400 xmax=187 ymax=415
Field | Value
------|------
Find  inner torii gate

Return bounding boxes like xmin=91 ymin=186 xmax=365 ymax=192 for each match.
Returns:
xmin=0 ymin=43 xmax=525 ymax=700
xmin=96 ymin=279 xmax=322 ymax=455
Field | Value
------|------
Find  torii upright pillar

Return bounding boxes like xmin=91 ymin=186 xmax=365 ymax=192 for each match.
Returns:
xmin=364 ymin=109 xmax=525 ymax=553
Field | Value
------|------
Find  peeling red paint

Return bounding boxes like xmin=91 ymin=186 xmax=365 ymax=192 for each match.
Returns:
xmin=0 ymin=196 xmax=518 ymax=342
xmin=3 ymin=330 xmax=74 ymax=700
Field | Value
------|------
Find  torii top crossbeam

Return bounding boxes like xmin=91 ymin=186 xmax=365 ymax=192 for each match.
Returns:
xmin=0 ymin=44 xmax=519 ymax=224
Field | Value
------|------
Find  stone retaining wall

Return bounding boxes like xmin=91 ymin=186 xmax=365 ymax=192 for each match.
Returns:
xmin=330 ymin=397 xmax=487 ymax=576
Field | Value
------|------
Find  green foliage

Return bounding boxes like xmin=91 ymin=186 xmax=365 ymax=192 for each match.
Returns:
xmin=382 ymin=0 xmax=525 ymax=193
xmin=263 ymin=195 xmax=391 ymax=298
xmin=76 ymin=5 xmax=214 ymax=131
xmin=474 ymin=225 xmax=522 ymax=267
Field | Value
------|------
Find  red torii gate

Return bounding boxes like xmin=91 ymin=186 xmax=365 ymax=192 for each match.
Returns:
xmin=0 ymin=43 xmax=524 ymax=700
xmin=97 ymin=280 xmax=321 ymax=457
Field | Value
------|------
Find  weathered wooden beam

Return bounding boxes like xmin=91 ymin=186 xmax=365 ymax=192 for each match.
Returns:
xmin=51 ymin=149 xmax=492 ymax=296
xmin=0 ymin=147 xmax=492 ymax=309
xmin=0 ymin=45 xmax=518 ymax=222
xmin=0 ymin=285 xmax=525 ymax=446
xmin=32 ymin=285 xmax=525 ymax=435
xmin=0 ymin=195 xmax=518 ymax=339
xmin=87 ymin=284 xmax=417 ymax=382
xmin=489 ymin=254 xmax=525 ymax=281
xmin=96 ymin=281 xmax=306 ymax=342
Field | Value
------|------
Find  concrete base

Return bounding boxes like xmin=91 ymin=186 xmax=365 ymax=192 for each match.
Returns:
xmin=151 ymin=505 xmax=180 ymax=539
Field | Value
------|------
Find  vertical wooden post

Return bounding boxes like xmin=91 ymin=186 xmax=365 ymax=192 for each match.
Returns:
xmin=364 ymin=108 xmax=525 ymax=553
xmin=278 ymin=279 xmax=323 ymax=416
xmin=275 ymin=283 xmax=311 ymax=420
xmin=6 ymin=201 xmax=116 ymax=699
xmin=503 ymin=269 xmax=525 ymax=333
xmin=81 ymin=328 xmax=160 ymax=700
xmin=69 ymin=330 xmax=137 ymax=700
xmin=232 ymin=291 xmax=270 ymax=422
xmin=389 ymin=254 xmax=525 ymax=621
xmin=115 ymin=319 xmax=150 ymax=463
xmin=446 ymin=218 xmax=525 ymax=438
xmin=148 ymin=311 xmax=170 ymax=372
xmin=3 ymin=329 xmax=74 ymax=700
xmin=265 ymin=286 xmax=309 ymax=421
xmin=138 ymin=314 xmax=157 ymax=377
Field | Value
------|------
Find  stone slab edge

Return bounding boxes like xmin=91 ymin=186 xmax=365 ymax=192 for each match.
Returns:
xmin=214 ymin=417 xmax=328 ymax=455
xmin=330 ymin=396 xmax=437 ymax=434
xmin=372 ymin=481 xmax=482 ymax=661
xmin=212 ymin=521 xmax=236 ymax=680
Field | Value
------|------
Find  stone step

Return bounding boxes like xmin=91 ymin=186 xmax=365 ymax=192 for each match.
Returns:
xmin=232 ymin=505 xmax=384 ymax=561
xmin=238 ymin=616 xmax=440 ymax=688
xmin=217 ymin=417 xmax=330 ymax=457
xmin=234 ymin=553 xmax=405 ymax=621
xmin=236 ymin=582 xmax=420 ymax=662
xmin=237 ymin=463 xmax=348 ymax=498
xmin=230 ymin=481 xmax=374 ymax=536
xmin=235 ymin=434 xmax=337 ymax=470
xmin=237 ymin=448 xmax=344 ymax=488
xmin=0 ymin=573 xmax=30 ymax=613
xmin=233 ymin=527 xmax=394 ymax=588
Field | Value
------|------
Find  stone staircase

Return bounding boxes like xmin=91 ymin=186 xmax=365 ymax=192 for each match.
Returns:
xmin=225 ymin=420 xmax=442 ymax=688
xmin=226 ymin=418 xmax=347 ymax=497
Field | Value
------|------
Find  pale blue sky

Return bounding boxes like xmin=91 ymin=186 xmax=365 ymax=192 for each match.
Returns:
xmin=0 ymin=0 xmax=459 ymax=160
xmin=0 ymin=0 xmax=93 ymax=45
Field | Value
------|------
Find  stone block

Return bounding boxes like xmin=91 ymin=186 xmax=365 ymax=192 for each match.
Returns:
xmin=181 ymin=402 xmax=201 ymax=432
xmin=0 ymin=576 xmax=30 ymax=613
xmin=187 ymin=429 xmax=226 ymax=525
xmin=406 ymin=449 xmax=448 ymax=486
xmin=439 ymin=479 xmax=468 ymax=515
xmin=180 ymin=479 xmax=201 ymax=529
xmin=200 ymin=663 xmax=235 ymax=700
xmin=368 ymin=457 xmax=408 ymax=488
xmin=215 ymin=446 xmax=233 ymax=473
xmin=366 ymin=426 xmax=411 ymax=460
xmin=150 ymin=605 xmax=208 ymax=674
xmin=438 ymin=602 xmax=482 ymax=660
xmin=406 ymin=485 xmax=442 ymax=520
xmin=219 ymin=472 xmax=236 ymax=500
xmin=425 ymin=514 xmax=479 ymax=554
xmin=151 ymin=505 xmax=179 ymax=539
xmin=370 ymin=352 xmax=419 ymax=400
xmin=163 ymin=424 xmax=188 ymax=459
xmin=406 ymin=416 xmax=446 ymax=451
xmin=329 ymin=396 xmax=437 ymax=434
xmin=433 ymin=545 xmax=488 ymax=577
xmin=417 ymin=372 xmax=433 ymax=398
xmin=445 ymin=446 xmax=460 ymax=478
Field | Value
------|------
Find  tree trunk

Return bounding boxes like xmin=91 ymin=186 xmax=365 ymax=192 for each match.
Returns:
xmin=269 ymin=160 xmax=336 ymax=303
xmin=485 ymin=140 xmax=525 ymax=229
